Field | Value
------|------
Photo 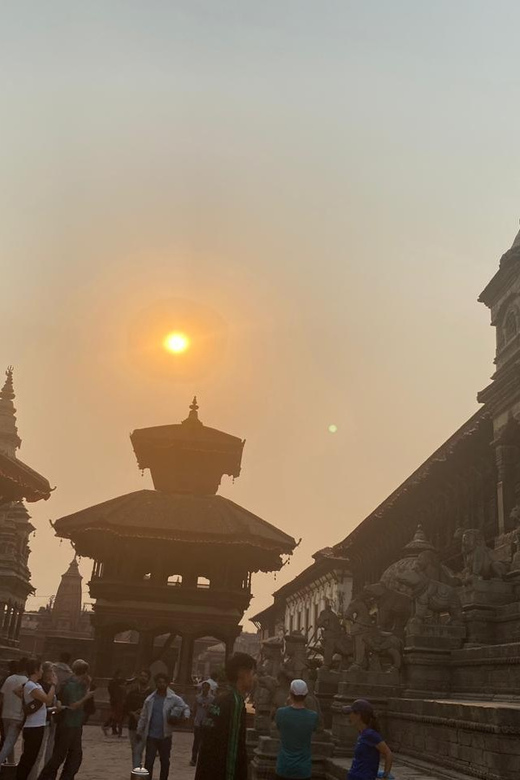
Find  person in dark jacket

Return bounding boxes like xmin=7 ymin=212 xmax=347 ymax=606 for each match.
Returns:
xmin=195 ymin=653 xmax=256 ymax=780
xmin=124 ymin=670 xmax=153 ymax=769
xmin=102 ymin=670 xmax=126 ymax=737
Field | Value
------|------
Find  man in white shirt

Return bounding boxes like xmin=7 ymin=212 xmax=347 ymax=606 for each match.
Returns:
xmin=0 ymin=658 xmax=28 ymax=765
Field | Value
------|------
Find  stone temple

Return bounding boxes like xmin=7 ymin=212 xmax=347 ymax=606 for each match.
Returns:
xmin=0 ymin=367 xmax=51 ymax=661
xmin=53 ymin=398 xmax=296 ymax=682
xmin=252 ymin=226 xmax=520 ymax=780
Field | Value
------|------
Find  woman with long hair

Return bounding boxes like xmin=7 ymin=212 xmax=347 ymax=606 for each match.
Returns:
xmin=16 ymin=659 xmax=57 ymax=780
xmin=27 ymin=662 xmax=58 ymax=780
xmin=343 ymin=699 xmax=393 ymax=780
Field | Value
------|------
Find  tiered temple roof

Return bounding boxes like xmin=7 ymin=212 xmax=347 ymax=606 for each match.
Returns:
xmin=0 ymin=368 xmax=51 ymax=504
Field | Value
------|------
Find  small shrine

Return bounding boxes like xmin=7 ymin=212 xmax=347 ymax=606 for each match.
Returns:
xmin=53 ymin=398 xmax=296 ymax=680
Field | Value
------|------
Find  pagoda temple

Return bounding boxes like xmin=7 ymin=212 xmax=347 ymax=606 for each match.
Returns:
xmin=0 ymin=367 xmax=52 ymax=657
xmin=0 ymin=368 xmax=51 ymax=506
xmin=54 ymin=398 xmax=296 ymax=679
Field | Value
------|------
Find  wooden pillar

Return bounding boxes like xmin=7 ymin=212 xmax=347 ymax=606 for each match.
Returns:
xmin=225 ymin=636 xmax=236 ymax=661
xmin=3 ymin=602 xmax=11 ymax=634
xmin=93 ymin=626 xmax=115 ymax=677
xmin=8 ymin=606 xmax=18 ymax=639
xmin=177 ymin=633 xmax=195 ymax=685
xmin=136 ymin=630 xmax=155 ymax=672
xmin=14 ymin=608 xmax=23 ymax=640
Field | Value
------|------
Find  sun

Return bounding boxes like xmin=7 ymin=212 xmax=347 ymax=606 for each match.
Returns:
xmin=163 ymin=332 xmax=190 ymax=354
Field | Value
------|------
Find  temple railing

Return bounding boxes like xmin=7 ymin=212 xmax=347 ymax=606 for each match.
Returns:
xmin=88 ymin=578 xmax=252 ymax=608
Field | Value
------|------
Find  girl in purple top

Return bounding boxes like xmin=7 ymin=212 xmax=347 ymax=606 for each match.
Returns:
xmin=343 ymin=700 xmax=392 ymax=780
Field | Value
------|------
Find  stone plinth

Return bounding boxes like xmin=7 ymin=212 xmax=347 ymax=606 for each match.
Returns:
xmin=403 ymin=624 xmax=465 ymax=698
xmin=461 ymin=578 xmax=516 ymax=609
xmin=250 ymin=730 xmax=334 ymax=780
xmin=331 ymin=668 xmax=400 ymax=755
xmin=461 ymin=579 xmax=515 ymax=645
xmin=314 ymin=667 xmax=341 ymax=729
xmin=386 ymin=697 xmax=520 ymax=780
xmin=451 ymin=642 xmax=520 ymax=698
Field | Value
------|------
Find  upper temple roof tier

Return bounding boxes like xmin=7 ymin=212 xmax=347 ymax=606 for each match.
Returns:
xmin=130 ymin=397 xmax=245 ymax=495
xmin=0 ymin=451 xmax=52 ymax=503
xmin=53 ymin=489 xmax=296 ymax=572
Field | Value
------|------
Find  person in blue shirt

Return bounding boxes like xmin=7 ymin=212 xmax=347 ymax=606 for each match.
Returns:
xmin=136 ymin=673 xmax=190 ymax=780
xmin=275 ymin=679 xmax=319 ymax=780
xmin=343 ymin=699 xmax=392 ymax=780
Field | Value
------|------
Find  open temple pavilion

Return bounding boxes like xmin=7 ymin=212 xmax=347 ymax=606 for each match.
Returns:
xmin=53 ymin=398 xmax=296 ymax=680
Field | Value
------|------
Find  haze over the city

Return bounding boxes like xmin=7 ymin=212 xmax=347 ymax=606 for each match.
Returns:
xmin=1 ymin=0 xmax=518 ymax=624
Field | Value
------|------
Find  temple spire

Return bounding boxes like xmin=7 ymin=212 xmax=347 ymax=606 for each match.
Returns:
xmin=0 ymin=367 xmax=21 ymax=458
xmin=183 ymin=396 xmax=202 ymax=426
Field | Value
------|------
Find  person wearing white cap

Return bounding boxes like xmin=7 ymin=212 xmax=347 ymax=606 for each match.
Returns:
xmin=274 ymin=679 xmax=318 ymax=780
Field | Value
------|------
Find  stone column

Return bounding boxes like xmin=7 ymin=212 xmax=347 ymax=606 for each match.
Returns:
xmin=177 ymin=633 xmax=195 ymax=685
xmin=8 ymin=606 xmax=18 ymax=639
xmin=495 ymin=443 xmax=520 ymax=534
xmin=2 ymin=603 xmax=11 ymax=634
xmin=225 ymin=635 xmax=236 ymax=661
xmin=137 ymin=630 xmax=155 ymax=671
xmin=14 ymin=609 xmax=23 ymax=640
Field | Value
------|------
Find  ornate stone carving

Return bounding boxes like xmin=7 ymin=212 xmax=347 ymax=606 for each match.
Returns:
xmin=457 ymin=528 xmax=509 ymax=582
xmin=316 ymin=600 xmax=352 ymax=669
xmin=397 ymin=551 xmax=463 ymax=628
xmin=272 ymin=632 xmax=322 ymax=727
xmin=362 ymin=581 xmax=411 ymax=635
xmin=253 ymin=636 xmax=283 ymax=734
xmin=344 ymin=591 xmax=402 ymax=672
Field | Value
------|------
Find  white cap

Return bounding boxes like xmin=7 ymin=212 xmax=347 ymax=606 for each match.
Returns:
xmin=290 ymin=679 xmax=308 ymax=696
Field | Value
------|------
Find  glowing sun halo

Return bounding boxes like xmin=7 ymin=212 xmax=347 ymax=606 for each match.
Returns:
xmin=163 ymin=332 xmax=190 ymax=354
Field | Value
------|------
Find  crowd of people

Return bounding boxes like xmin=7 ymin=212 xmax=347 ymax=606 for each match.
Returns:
xmin=0 ymin=650 xmax=393 ymax=780
xmin=0 ymin=652 xmax=94 ymax=780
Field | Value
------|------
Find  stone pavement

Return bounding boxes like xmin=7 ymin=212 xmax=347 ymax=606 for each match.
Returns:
xmin=80 ymin=726 xmax=197 ymax=780
xmin=79 ymin=726 xmax=448 ymax=780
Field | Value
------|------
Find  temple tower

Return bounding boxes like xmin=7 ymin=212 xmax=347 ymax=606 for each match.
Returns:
xmin=0 ymin=368 xmax=21 ymax=459
xmin=0 ymin=368 xmax=46 ymax=653
xmin=0 ymin=367 xmax=51 ymax=505
xmin=479 ymin=226 xmax=520 ymax=535
xmin=50 ymin=557 xmax=83 ymax=634
xmin=54 ymin=399 xmax=296 ymax=679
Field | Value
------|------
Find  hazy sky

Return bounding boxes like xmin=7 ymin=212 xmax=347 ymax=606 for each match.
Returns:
xmin=1 ymin=1 xmax=519 ymax=627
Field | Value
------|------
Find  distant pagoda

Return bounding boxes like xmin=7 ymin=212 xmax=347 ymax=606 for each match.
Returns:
xmin=54 ymin=398 xmax=296 ymax=679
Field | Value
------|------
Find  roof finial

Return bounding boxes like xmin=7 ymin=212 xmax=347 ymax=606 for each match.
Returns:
xmin=1 ymin=367 xmax=15 ymax=402
xmin=404 ymin=523 xmax=436 ymax=554
xmin=182 ymin=396 xmax=203 ymax=426
xmin=0 ymin=366 xmax=21 ymax=457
